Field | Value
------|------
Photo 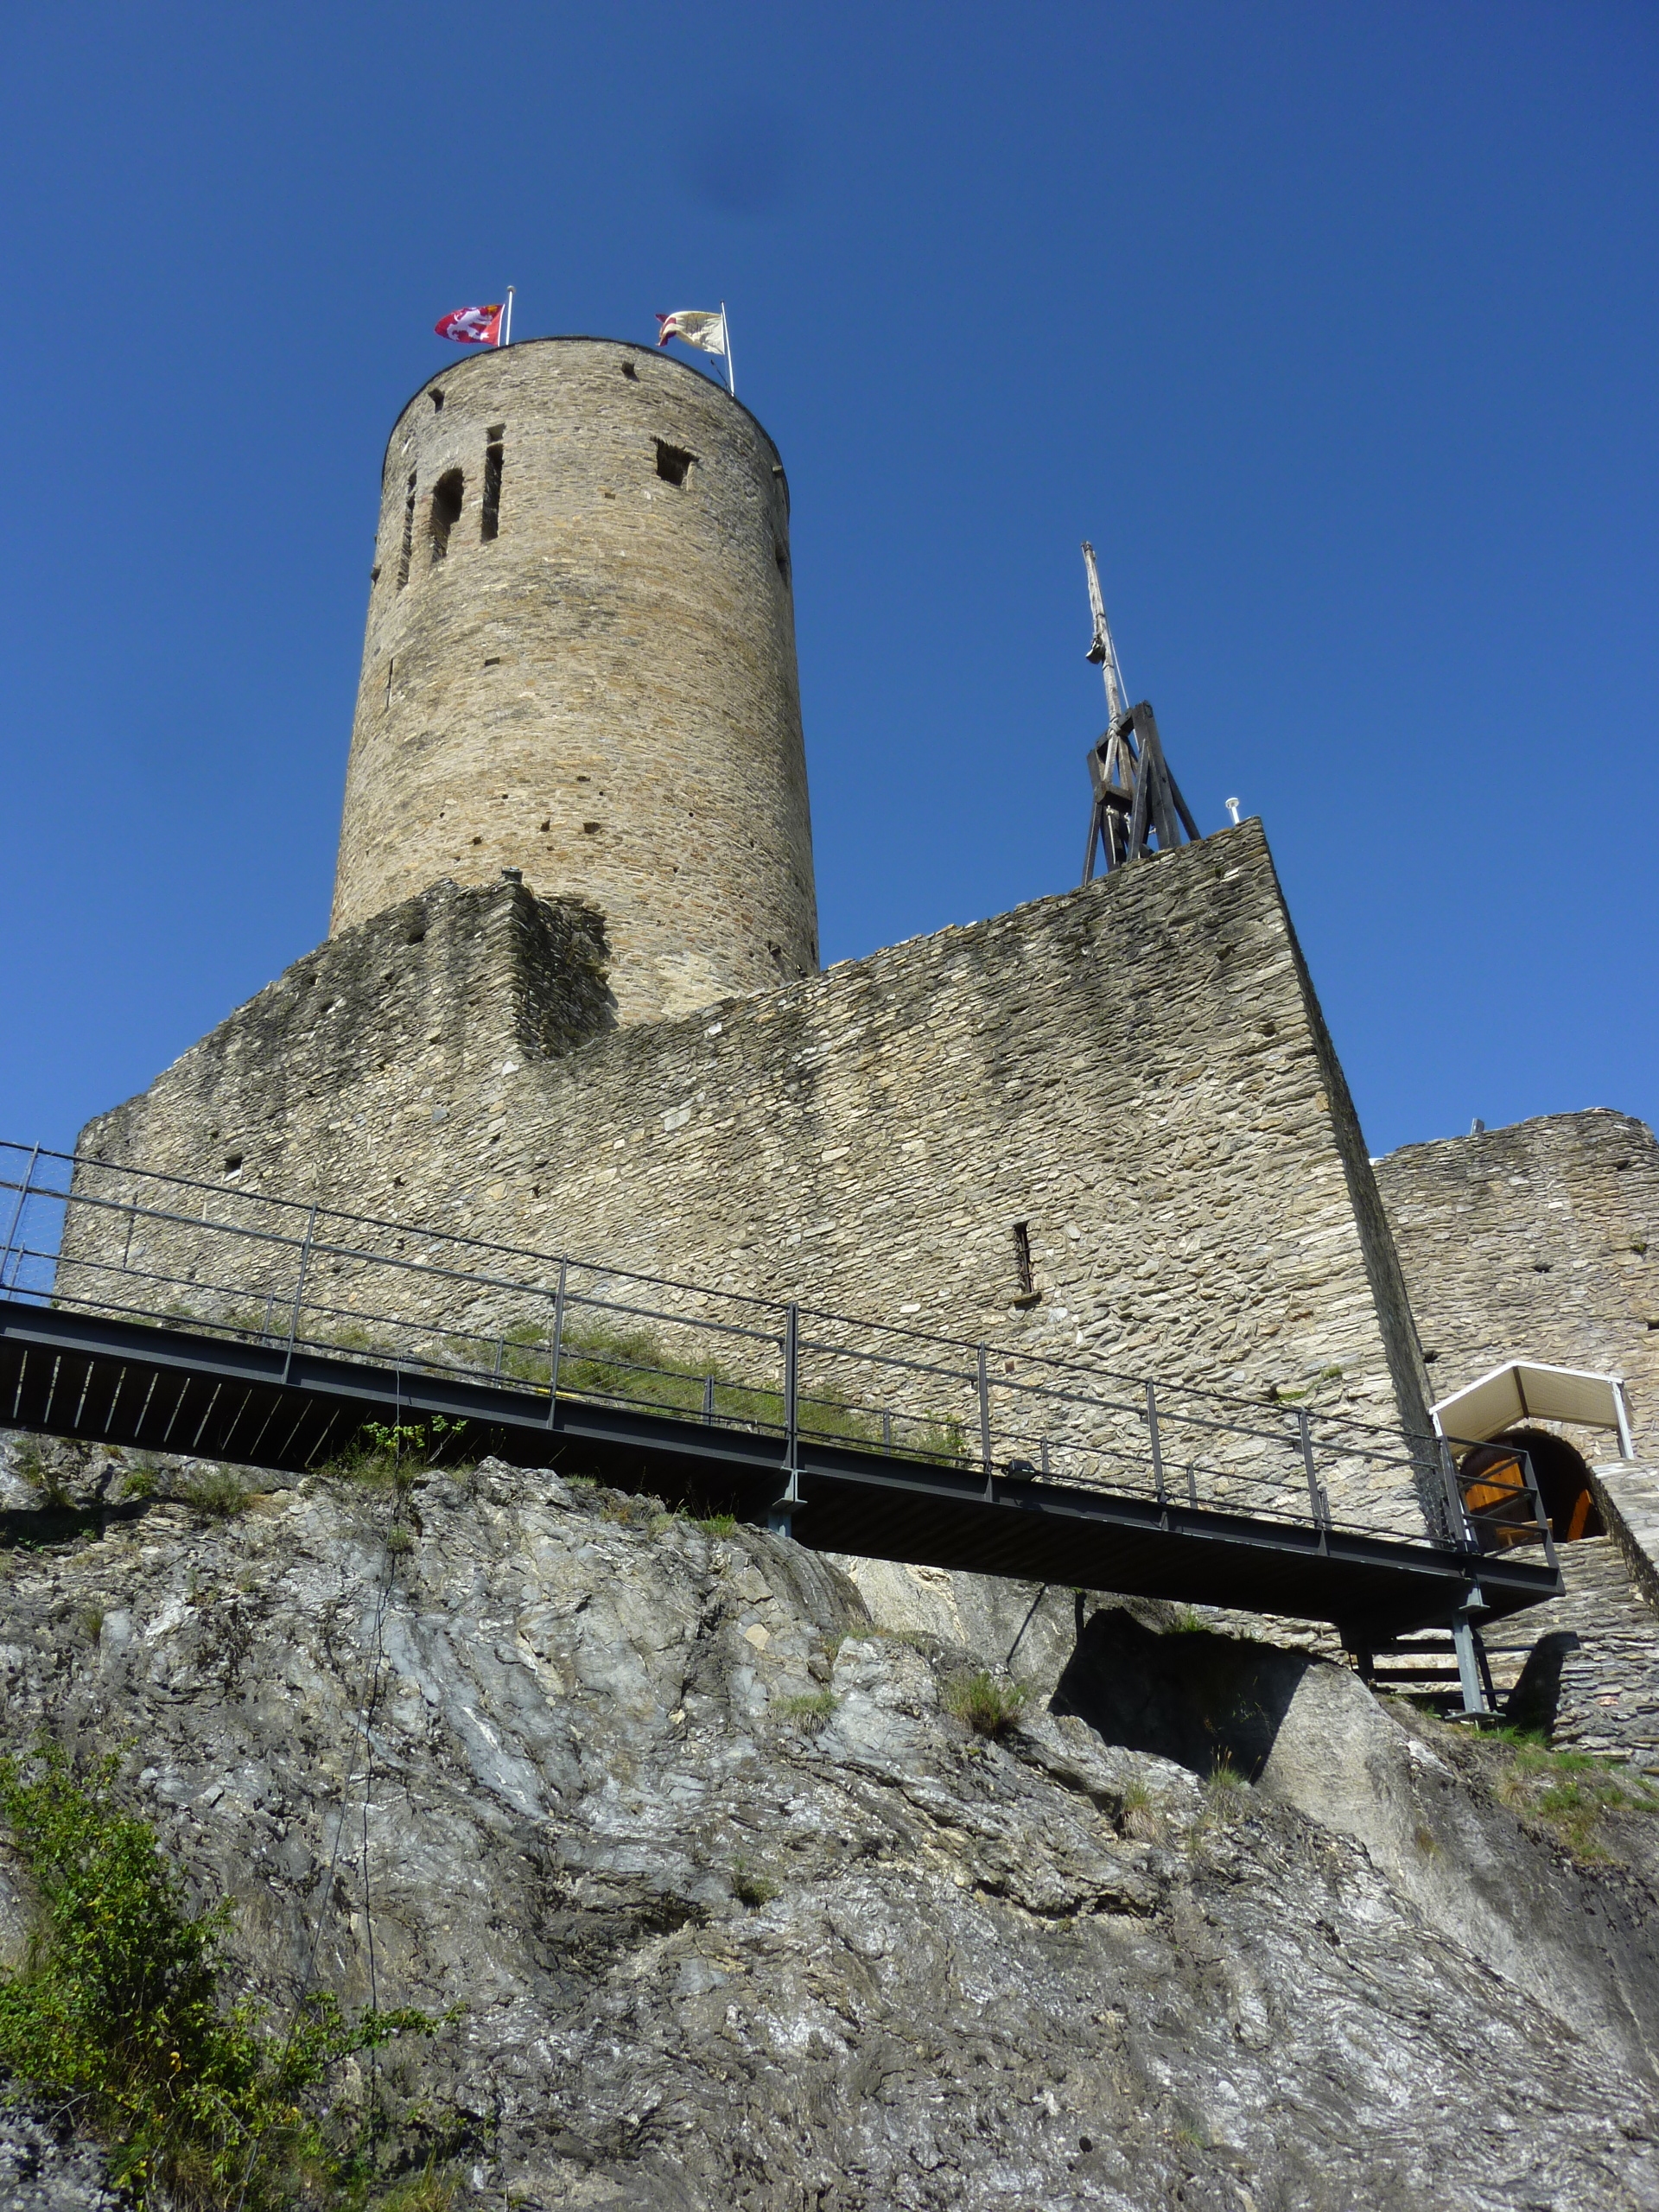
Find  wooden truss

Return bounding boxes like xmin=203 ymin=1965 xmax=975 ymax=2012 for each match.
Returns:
xmin=1081 ymin=700 xmax=1199 ymax=883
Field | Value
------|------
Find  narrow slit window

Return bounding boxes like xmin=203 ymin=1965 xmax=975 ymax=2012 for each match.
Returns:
xmin=429 ymin=469 xmax=463 ymax=562
xmin=655 ymin=440 xmax=694 ymax=486
xmin=1013 ymin=1222 xmax=1034 ymax=1296
xmin=480 ymin=426 xmax=505 ymax=541
xmin=397 ymin=473 xmax=416 ymax=588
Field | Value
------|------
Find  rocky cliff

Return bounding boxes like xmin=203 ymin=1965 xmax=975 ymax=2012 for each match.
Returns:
xmin=4 ymin=1436 xmax=1659 ymax=2210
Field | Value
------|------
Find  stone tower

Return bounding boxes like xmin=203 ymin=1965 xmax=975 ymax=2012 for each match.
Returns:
xmin=331 ymin=337 xmax=818 ymax=1023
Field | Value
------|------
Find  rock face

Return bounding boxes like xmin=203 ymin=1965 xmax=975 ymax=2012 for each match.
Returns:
xmin=0 ymin=2099 xmax=125 ymax=2212
xmin=4 ymin=1442 xmax=1659 ymax=2209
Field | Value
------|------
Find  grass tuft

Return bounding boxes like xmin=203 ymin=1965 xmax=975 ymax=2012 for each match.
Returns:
xmin=731 ymin=1857 xmax=780 ymax=1909
xmin=946 ymin=1670 xmax=1027 ymax=1738
xmin=1478 ymin=1729 xmax=1659 ymax=1859
xmin=181 ymin=1470 xmax=248 ymax=1520
xmin=776 ymin=1689 xmax=836 ymax=1728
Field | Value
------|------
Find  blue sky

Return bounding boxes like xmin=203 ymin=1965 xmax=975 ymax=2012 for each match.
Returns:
xmin=2 ymin=2 xmax=1654 ymax=1160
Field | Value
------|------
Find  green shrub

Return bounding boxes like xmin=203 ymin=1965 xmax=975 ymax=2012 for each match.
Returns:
xmin=0 ymin=1744 xmax=443 ymax=2209
xmin=326 ymin=1418 xmax=469 ymax=1490
xmin=946 ymin=1670 xmax=1027 ymax=1738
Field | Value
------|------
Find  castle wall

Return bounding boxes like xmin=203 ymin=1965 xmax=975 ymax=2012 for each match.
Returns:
xmin=1376 ymin=1112 xmax=1659 ymax=1444
xmin=78 ymin=823 xmax=1437 ymax=1533
xmin=331 ymin=338 xmax=817 ymax=1023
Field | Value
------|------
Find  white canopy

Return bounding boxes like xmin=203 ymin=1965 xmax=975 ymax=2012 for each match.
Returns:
xmin=1432 ymin=1359 xmax=1636 ymax=1460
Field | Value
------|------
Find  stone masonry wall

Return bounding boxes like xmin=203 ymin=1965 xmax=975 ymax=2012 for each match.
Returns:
xmin=1376 ymin=1111 xmax=1659 ymax=1449
xmin=78 ymin=822 xmax=1436 ymax=1533
xmin=332 ymin=339 xmax=817 ymax=1024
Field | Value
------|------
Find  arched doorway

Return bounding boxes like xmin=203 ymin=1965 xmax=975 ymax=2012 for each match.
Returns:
xmin=1462 ymin=1426 xmax=1604 ymax=1547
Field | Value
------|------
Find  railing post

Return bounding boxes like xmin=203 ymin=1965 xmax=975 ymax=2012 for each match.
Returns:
xmin=1146 ymin=1380 xmax=1167 ymax=1519
xmin=978 ymin=1345 xmax=993 ymax=1495
xmin=784 ymin=1304 xmax=799 ymax=1465
xmin=1516 ymin=1446 xmax=1559 ymax=1574
xmin=771 ymin=1303 xmax=800 ymax=1536
xmin=544 ymin=1259 xmax=567 ymax=1430
xmin=1437 ymin=1434 xmax=1473 ymax=1551
xmin=0 ymin=1144 xmax=40 ymax=1294
xmin=281 ymin=1204 xmax=318 ymax=1383
xmin=1299 ymin=1408 xmax=1326 ymax=1548
xmin=702 ymin=1374 xmax=715 ymax=1425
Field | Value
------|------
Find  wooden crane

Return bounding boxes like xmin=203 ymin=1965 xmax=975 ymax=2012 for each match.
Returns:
xmin=1079 ymin=542 xmax=1199 ymax=883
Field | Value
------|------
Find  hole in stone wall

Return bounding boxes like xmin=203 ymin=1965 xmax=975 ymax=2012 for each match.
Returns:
xmin=431 ymin=388 xmax=445 ymax=410
xmin=223 ymin=1154 xmax=243 ymax=1174
xmin=1012 ymin=1221 xmax=1034 ymax=1296
xmin=406 ymin=927 xmax=426 ymax=944
xmin=429 ymin=469 xmax=464 ymax=562
xmin=582 ymin=822 xmax=601 ymax=835
xmin=481 ymin=426 xmax=505 ymax=541
xmin=774 ymin=541 xmax=790 ymax=583
xmin=655 ymin=440 xmax=695 ymax=486
xmin=385 ymin=658 xmax=394 ymax=709
xmin=621 ymin=359 xmax=638 ymax=379
xmin=397 ymin=473 xmax=416 ymax=588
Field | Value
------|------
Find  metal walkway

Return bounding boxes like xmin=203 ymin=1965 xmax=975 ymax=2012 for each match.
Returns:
xmin=0 ymin=1141 xmax=1562 ymax=1645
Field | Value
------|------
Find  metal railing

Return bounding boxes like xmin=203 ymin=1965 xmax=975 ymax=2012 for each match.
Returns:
xmin=0 ymin=1140 xmax=1548 ymax=1561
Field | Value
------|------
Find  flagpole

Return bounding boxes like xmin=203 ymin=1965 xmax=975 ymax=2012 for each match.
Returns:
xmin=721 ymin=301 xmax=734 ymax=398
xmin=502 ymin=287 xmax=514 ymax=346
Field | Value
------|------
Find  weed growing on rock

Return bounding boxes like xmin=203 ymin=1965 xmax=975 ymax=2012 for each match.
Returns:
xmin=13 ymin=1439 xmax=73 ymax=1510
xmin=730 ymin=1857 xmax=780 ymax=1909
xmin=947 ymin=1671 xmax=1027 ymax=1738
xmin=1479 ymin=1730 xmax=1659 ymax=1860
xmin=0 ymin=1743 xmax=447 ymax=2209
xmin=385 ymin=1522 xmax=417 ymax=1557
xmin=327 ymin=1418 xmax=470 ymax=1490
xmin=121 ymin=1456 xmax=160 ymax=1501
xmin=183 ymin=1470 xmax=248 ymax=1519
xmin=776 ymin=1689 xmax=836 ymax=1730
xmin=375 ymin=2164 xmax=461 ymax=2212
xmin=1205 ymin=1757 xmax=1249 ymax=1810
xmin=1119 ymin=1780 xmax=1160 ymax=1840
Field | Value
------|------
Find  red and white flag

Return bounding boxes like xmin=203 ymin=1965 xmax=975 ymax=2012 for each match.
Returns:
xmin=435 ymin=302 xmax=504 ymax=346
xmin=656 ymin=308 xmax=727 ymax=358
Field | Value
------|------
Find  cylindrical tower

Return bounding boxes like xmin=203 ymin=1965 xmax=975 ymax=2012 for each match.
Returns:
xmin=332 ymin=337 xmax=818 ymax=1023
